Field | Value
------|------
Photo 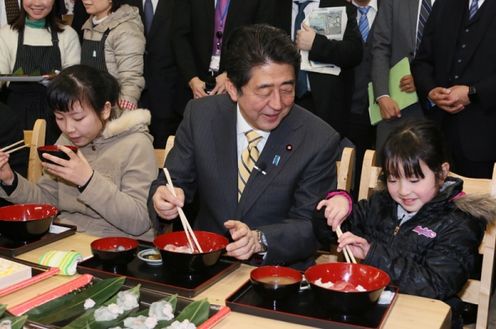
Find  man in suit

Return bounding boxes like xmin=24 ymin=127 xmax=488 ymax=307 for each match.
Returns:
xmin=72 ymin=0 xmax=180 ymax=148
xmin=412 ymin=0 xmax=496 ymax=178
xmin=272 ymin=0 xmax=362 ymax=137
xmin=347 ymin=0 xmax=378 ymax=196
xmin=172 ymin=0 xmax=274 ymax=101
xmin=371 ymin=0 xmax=430 ymax=152
xmin=149 ymin=24 xmax=339 ymax=270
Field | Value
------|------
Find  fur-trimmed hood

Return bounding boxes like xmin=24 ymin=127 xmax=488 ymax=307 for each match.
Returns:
xmin=101 ymin=108 xmax=151 ymax=139
xmin=454 ymin=193 xmax=496 ymax=225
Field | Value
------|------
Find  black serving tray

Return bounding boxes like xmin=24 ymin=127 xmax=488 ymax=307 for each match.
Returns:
xmin=24 ymin=278 xmax=231 ymax=329
xmin=0 ymin=224 xmax=77 ymax=257
xmin=77 ymin=240 xmax=240 ymax=298
xmin=226 ymin=280 xmax=398 ymax=329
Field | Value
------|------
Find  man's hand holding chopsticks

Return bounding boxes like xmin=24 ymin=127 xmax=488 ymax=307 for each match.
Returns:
xmin=152 ymin=185 xmax=185 ymax=220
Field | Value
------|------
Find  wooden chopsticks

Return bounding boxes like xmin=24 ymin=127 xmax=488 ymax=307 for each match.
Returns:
xmin=162 ymin=168 xmax=203 ymax=253
xmin=336 ymin=226 xmax=357 ymax=264
xmin=0 ymin=140 xmax=29 ymax=154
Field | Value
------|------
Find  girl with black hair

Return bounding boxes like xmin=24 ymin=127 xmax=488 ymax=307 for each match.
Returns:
xmin=316 ymin=120 xmax=496 ymax=328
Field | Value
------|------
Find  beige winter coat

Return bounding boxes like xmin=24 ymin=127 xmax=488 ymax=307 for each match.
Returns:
xmin=82 ymin=5 xmax=145 ymax=106
xmin=0 ymin=109 xmax=156 ymax=240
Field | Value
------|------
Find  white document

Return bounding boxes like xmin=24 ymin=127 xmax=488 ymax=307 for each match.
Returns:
xmin=300 ymin=7 xmax=347 ymax=76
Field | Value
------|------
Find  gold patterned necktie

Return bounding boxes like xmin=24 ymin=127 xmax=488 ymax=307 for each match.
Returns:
xmin=4 ymin=0 xmax=20 ymax=25
xmin=238 ymin=130 xmax=262 ymax=201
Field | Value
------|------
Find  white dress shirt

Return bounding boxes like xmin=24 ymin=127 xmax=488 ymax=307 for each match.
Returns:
xmin=236 ymin=105 xmax=270 ymax=162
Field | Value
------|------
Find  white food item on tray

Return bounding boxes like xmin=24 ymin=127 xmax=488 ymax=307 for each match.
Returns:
xmin=0 ymin=258 xmax=32 ymax=289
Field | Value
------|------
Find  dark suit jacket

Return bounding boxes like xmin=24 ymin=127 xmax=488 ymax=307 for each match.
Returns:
xmin=172 ymin=0 xmax=275 ymax=84
xmin=148 ymin=94 xmax=339 ymax=269
xmin=412 ymin=0 xmax=496 ymax=162
xmin=272 ymin=0 xmax=362 ymax=135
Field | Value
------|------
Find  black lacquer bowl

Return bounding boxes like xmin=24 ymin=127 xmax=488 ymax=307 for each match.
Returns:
xmin=91 ymin=236 xmax=139 ymax=267
xmin=304 ymin=263 xmax=390 ymax=314
xmin=0 ymin=204 xmax=57 ymax=241
xmin=154 ymin=231 xmax=228 ymax=274
xmin=250 ymin=265 xmax=303 ymax=300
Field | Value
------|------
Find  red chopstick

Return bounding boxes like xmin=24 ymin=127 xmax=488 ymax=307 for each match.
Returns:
xmin=0 ymin=267 xmax=59 ymax=298
xmin=198 ymin=306 xmax=231 ymax=329
xmin=8 ymin=274 xmax=93 ymax=316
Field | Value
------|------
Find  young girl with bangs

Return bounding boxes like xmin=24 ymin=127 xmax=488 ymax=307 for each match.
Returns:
xmin=316 ymin=120 xmax=495 ymax=328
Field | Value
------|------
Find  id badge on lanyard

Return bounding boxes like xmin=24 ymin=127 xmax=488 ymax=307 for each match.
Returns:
xmin=209 ymin=54 xmax=221 ymax=72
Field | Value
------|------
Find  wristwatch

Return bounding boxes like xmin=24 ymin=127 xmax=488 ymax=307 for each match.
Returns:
xmin=256 ymin=230 xmax=268 ymax=253
xmin=468 ymin=85 xmax=478 ymax=103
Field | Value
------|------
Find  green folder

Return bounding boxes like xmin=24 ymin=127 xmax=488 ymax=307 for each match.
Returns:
xmin=368 ymin=57 xmax=419 ymax=125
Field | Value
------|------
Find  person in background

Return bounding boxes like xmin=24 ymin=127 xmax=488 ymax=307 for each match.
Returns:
xmin=172 ymin=0 xmax=275 ymax=104
xmin=0 ymin=0 xmax=80 ymax=143
xmin=0 ymin=0 xmax=20 ymax=27
xmin=0 ymin=101 xmax=27 ymax=207
xmin=370 ymin=0 xmax=432 ymax=153
xmin=317 ymin=120 xmax=494 ymax=328
xmin=346 ymin=0 xmax=378 ymax=196
xmin=272 ymin=0 xmax=362 ymax=137
xmin=150 ymin=24 xmax=340 ymax=270
xmin=81 ymin=0 xmax=145 ymax=110
xmin=72 ymin=0 xmax=181 ymax=148
xmin=412 ymin=0 xmax=496 ymax=179
xmin=0 ymin=65 xmax=156 ymax=240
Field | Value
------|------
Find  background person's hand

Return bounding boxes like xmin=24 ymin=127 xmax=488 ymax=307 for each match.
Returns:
xmin=41 ymin=146 xmax=93 ymax=187
xmin=224 ymin=220 xmax=260 ymax=260
xmin=399 ymin=74 xmax=416 ymax=93
xmin=428 ymin=87 xmax=465 ymax=113
xmin=295 ymin=23 xmax=316 ymax=51
xmin=209 ymin=72 xmax=227 ymax=95
xmin=0 ymin=151 xmax=15 ymax=185
xmin=377 ymin=96 xmax=401 ymax=119
xmin=188 ymin=77 xmax=208 ymax=99
xmin=316 ymin=195 xmax=350 ymax=231
xmin=152 ymin=184 xmax=185 ymax=220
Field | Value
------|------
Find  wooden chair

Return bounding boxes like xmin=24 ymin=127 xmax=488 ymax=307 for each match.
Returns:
xmin=336 ymin=147 xmax=356 ymax=192
xmin=154 ymin=135 xmax=175 ymax=168
xmin=23 ymin=119 xmax=46 ymax=183
xmin=451 ymin=165 xmax=496 ymax=329
xmin=358 ymin=149 xmax=496 ymax=329
xmin=357 ymin=149 xmax=381 ymax=200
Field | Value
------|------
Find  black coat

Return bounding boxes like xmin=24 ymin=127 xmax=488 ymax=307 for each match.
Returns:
xmin=317 ymin=177 xmax=486 ymax=301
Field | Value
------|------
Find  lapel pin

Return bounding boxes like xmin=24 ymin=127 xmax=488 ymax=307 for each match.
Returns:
xmin=286 ymin=144 xmax=293 ymax=151
xmin=272 ymin=155 xmax=281 ymax=166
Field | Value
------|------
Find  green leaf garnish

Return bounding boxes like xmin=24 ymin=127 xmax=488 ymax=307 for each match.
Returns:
xmin=26 ymin=277 xmax=125 ymax=325
xmin=62 ymin=284 xmax=141 ymax=329
xmin=174 ymin=298 xmax=210 ymax=326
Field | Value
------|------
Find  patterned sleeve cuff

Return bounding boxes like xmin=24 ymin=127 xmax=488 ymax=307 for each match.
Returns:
xmin=118 ymin=99 xmax=137 ymax=110
xmin=325 ymin=189 xmax=353 ymax=217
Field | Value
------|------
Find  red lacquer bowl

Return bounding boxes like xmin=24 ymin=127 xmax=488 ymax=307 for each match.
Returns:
xmin=251 ymin=265 xmax=303 ymax=300
xmin=154 ymin=231 xmax=228 ymax=274
xmin=0 ymin=204 xmax=58 ymax=241
xmin=304 ymin=262 xmax=390 ymax=314
xmin=91 ymin=236 xmax=139 ymax=266
xmin=37 ymin=145 xmax=78 ymax=164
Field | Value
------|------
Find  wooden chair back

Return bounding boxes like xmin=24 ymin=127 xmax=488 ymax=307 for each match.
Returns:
xmin=358 ymin=149 xmax=382 ymax=200
xmin=154 ymin=135 xmax=175 ymax=168
xmin=24 ymin=119 xmax=46 ymax=183
xmin=358 ymin=149 xmax=496 ymax=329
xmin=336 ymin=147 xmax=355 ymax=192
xmin=451 ymin=165 xmax=496 ymax=329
